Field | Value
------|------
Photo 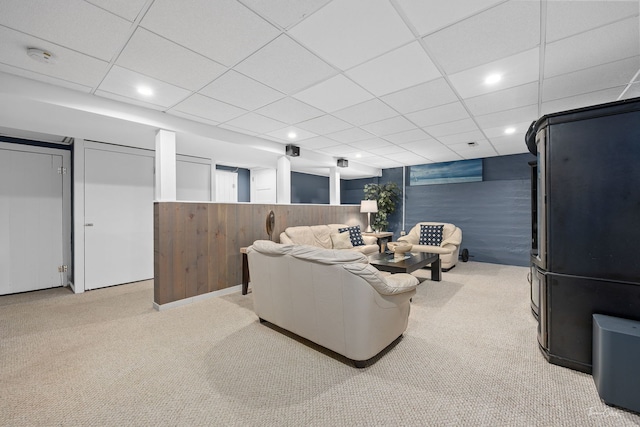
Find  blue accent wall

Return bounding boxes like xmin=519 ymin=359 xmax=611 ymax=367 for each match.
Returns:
xmin=216 ymin=165 xmax=250 ymax=202
xmin=405 ymin=153 xmax=534 ymax=266
xmin=291 ymin=172 xmax=329 ymax=204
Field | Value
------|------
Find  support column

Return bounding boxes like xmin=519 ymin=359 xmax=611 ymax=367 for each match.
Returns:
xmin=277 ymin=156 xmax=291 ymax=204
xmin=155 ymin=129 xmax=176 ymax=201
xmin=329 ymin=166 xmax=340 ymax=205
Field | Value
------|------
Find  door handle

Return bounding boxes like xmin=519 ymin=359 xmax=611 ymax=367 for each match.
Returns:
xmin=85 ymin=223 xmax=94 ymax=227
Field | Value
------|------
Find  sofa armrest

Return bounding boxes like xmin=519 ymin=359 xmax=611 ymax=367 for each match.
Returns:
xmin=279 ymin=232 xmax=293 ymax=244
xmin=398 ymin=235 xmax=418 ymax=245
xmin=441 ymin=227 xmax=462 ymax=247
xmin=362 ymin=235 xmax=377 ymax=245
xmin=384 ymin=273 xmax=419 ymax=294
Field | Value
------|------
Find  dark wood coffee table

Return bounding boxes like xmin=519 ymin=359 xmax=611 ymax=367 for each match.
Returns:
xmin=368 ymin=252 xmax=441 ymax=281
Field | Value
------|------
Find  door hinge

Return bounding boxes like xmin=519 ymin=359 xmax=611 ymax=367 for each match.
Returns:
xmin=57 ymin=167 xmax=67 ymax=175
xmin=58 ymin=265 xmax=68 ymax=273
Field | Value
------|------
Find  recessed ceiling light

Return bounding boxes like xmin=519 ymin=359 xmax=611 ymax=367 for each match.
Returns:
xmin=137 ymin=86 xmax=153 ymax=96
xmin=504 ymin=127 xmax=516 ymax=135
xmin=287 ymin=131 xmax=297 ymax=139
xmin=355 ymin=153 xmax=362 ymax=158
xmin=484 ymin=73 xmax=502 ymax=85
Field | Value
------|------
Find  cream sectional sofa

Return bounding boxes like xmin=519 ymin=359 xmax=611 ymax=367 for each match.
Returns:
xmin=279 ymin=224 xmax=379 ymax=255
xmin=247 ymin=240 xmax=419 ymax=367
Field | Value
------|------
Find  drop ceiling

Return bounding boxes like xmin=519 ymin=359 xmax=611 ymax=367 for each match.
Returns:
xmin=0 ymin=0 xmax=638 ymax=177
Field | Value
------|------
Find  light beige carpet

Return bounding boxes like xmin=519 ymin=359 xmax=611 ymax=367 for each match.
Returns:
xmin=1 ymin=262 xmax=639 ymax=426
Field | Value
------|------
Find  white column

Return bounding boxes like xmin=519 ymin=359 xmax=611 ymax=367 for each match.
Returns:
xmin=277 ymin=156 xmax=291 ymax=204
xmin=72 ymin=139 xmax=86 ymax=293
xmin=210 ymin=162 xmax=217 ymax=202
xmin=329 ymin=166 xmax=341 ymax=205
xmin=155 ymin=129 xmax=176 ymax=201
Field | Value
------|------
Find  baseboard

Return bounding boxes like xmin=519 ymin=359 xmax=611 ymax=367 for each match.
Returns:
xmin=153 ymin=284 xmax=243 ymax=311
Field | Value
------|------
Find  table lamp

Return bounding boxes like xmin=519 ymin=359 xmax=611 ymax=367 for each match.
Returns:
xmin=360 ymin=200 xmax=378 ymax=233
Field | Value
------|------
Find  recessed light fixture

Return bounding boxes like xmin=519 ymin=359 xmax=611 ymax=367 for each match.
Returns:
xmin=137 ymin=86 xmax=153 ymax=96
xmin=287 ymin=131 xmax=297 ymax=139
xmin=484 ymin=73 xmax=502 ymax=85
xmin=27 ymin=48 xmax=56 ymax=64
xmin=355 ymin=153 xmax=362 ymax=158
xmin=504 ymin=127 xmax=516 ymax=135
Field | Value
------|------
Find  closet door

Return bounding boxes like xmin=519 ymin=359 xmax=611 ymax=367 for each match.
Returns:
xmin=0 ymin=148 xmax=64 ymax=295
xmin=84 ymin=147 xmax=154 ymax=290
xmin=216 ymin=170 xmax=238 ymax=202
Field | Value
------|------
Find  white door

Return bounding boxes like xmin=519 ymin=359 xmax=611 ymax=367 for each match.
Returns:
xmin=84 ymin=147 xmax=154 ymax=290
xmin=0 ymin=148 xmax=64 ymax=295
xmin=251 ymin=168 xmax=276 ymax=203
xmin=216 ymin=170 xmax=238 ymax=202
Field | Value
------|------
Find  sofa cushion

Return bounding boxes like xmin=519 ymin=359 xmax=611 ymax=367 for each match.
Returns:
xmin=339 ymin=225 xmax=365 ymax=246
xmin=331 ymin=232 xmax=353 ymax=249
xmin=419 ymin=224 xmax=444 ymax=246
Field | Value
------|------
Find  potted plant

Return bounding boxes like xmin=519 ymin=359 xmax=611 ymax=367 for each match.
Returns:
xmin=364 ymin=182 xmax=400 ymax=232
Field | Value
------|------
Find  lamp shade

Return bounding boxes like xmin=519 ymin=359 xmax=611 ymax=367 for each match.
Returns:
xmin=360 ymin=200 xmax=378 ymax=213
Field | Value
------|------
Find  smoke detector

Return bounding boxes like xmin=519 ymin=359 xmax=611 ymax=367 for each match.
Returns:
xmin=27 ymin=48 xmax=56 ymax=64
xmin=467 ymin=141 xmax=478 ymax=147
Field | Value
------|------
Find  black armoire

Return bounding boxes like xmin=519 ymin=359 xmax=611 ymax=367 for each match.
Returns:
xmin=527 ymin=97 xmax=640 ymax=373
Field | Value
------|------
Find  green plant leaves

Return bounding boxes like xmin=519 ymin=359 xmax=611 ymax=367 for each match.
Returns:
xmin=363 ymin=182 xmax=400 ymax=232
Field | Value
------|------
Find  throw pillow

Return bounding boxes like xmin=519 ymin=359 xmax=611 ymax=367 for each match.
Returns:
xmin=338 ymin=225 xmax=365 ymax=247
xmin=419 ymin=224 xmax=444 ymax=246
xmin=331 ymin=232 xmax=354 ymax=249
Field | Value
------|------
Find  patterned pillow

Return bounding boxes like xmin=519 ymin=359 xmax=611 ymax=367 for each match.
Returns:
xmin=419 ymin=224 xmax=444 ymax=246
xmin=338 ymin=225 xmax=365 ymax=247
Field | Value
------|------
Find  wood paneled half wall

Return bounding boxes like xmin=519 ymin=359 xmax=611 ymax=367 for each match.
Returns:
xmin=154 ymin=202 xmax=363 ymax=306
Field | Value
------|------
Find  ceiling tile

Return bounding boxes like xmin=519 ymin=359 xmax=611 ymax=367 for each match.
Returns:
xmin=217 ymin=123 xmax=259 ymax=136
xmin=318 ymin=145 xmax=361 ymax=156
xmin=424 ymin=151 xmax=463 ymax=162
xmin=0 ymin=0 xmax=131 ymax=61
xmin=474 ymin=104 xmax=539 ymax=129
xmin=362 ymin=116 xmax=416 ymax=136
xmin=348 ymin=138 xmax=392 ymax=150
xmin=381 ymin=78 xmax=459 ymax=114
xmin=0 ymin=26 xmax=108 ymax=87
xmin=256 ymin=97 xmax=324 ymax=124
xmin=116 ymin=28 xmax=226 ymax=91
xmin=333 ymin=99 xmax=398 ymax=126
xmin=384 ymin=129 xmax=429 ymax=144
xmin=436 ymin=130 xmax=486 ymax=146
xmin=396 ymin=0 xmax=504 ymax=35
xmin=326 ymin=127 xmax=375 ymax=143
xmin=423 ymin=118 xmax=479 ymax=138
xmin=199 ymin=70 xmax=284 ymax=111
xmin=482 ymin=121 xmax=531 ymax=139
xmin=288 ymin=0 xmax=414 ymax=70
xmin=224 ymin=112 xmax=288 ymax=134
xmin=449 ymin=140 xmax=497 ymax=159
xmin=541 ymin=87 xmax=629 ymax=116
xmin=265 ymin=126 xmax=317 ymax=141
xmin=493 ymin=139 xmax=529 ymax=156
xmin=364 ymin=158 xmax=405 ymax=169
xmin=423 ymin=1 xmax=540 ymax=74
xmin=98 ymin=66 xmax=192 ymax=108
xmin=623 ymin=82 xmax=640 ymax=99
xmin=465 ymin=82 xmax=539 ymax=116
xmin=296 ymin=136 xmax=341 ymax=149
xmin=293 ymin=74 xmax=374 ymax=112
xmin=239 ymin=0 xmax=331 ymax=29
xmin=0 ymin=63 xmax=93 ymax=93
xmin=385 ymin=151 xmax=429 ymax=165
xmin=171 ymin=94 xmax=248 ymax=123
xmin=346 ymin=42 xmax=441 ymax=96
xmin=235 ymin=35 xmax=337 ymax=94
xmin=94 ymin=90 xmax=166 ymax=111
xmin=544 ymin=18 xmax=639 ymax=78
xmin=543 ymin=56 xmax=640 ymax=102
xmin=168 ymin=110 xmax=221 ymax=127
xmin=141 ymin=0 xmax=279 ymax=66
xmin=367 ymin=145 xmax=407 ymax=155
xmin=86 ymin=0 xmax=148 ymax=21
xmin=448 ymin=48 xmax=539 ymax=99
xmin=295 ymin=115 xmax=352 ymax=134
xmin=401 ymin=139 xmax=450 ymax=155
xmin=546 ymin=0 xmax=639 ymax=43
xmin=406 ymin=102 xmax=470 ymax=128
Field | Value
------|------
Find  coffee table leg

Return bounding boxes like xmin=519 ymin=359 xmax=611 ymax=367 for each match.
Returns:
xmin=431 ymin=257 xmax=442 ymax=281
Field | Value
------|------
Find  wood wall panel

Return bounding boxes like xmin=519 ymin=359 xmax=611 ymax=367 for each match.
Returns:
xmin=154 ymin=202 xmax=362 ymax=305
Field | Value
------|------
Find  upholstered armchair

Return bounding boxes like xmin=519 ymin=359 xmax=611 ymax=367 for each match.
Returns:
xmin=397 ymin=222 xmax=462 ymax=271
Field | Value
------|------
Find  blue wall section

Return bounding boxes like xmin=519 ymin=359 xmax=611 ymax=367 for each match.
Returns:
xmin=405 ymin=153 xmax=533 ymax=266
xmin=291 ymin=172 xmax=329 ymax=204
xmin=217 ymin=164 xmax=250 ymax=202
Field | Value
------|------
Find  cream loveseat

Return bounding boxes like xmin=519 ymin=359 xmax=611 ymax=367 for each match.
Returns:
xmin=279 ymin=224 xmax=379 ymax=255
xmin=397 ymin=222 xmax=462 ymax=271
xmin=247 ymin=240 xmax=419 ymax=367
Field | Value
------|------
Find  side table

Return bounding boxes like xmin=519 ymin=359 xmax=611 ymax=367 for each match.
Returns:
xmin=240 ymin=247 xmax=249 ymax=295
xmin=362 ymin=231 xmax=394 ymax=252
